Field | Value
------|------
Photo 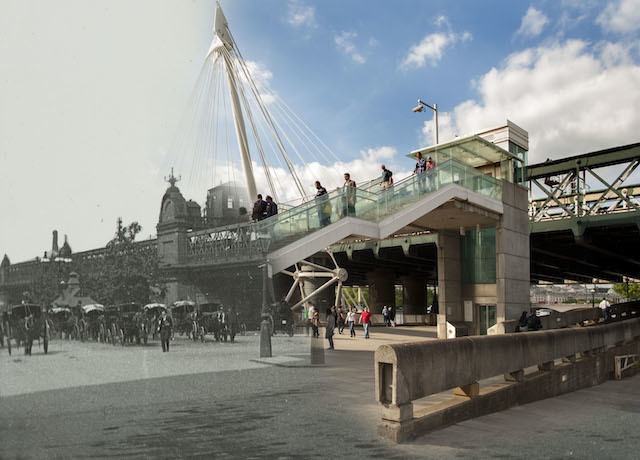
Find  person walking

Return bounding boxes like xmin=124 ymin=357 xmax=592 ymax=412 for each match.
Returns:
xmin=336 ymin=306 xmax=345 ymax=334
xmin=303 ymin=303 xmax=311 ymax=336
xmin=359 ymin=306 xmax=372 ymax=339
xmin=157 ymin=309 xmax=173 ymax=352
xmin=343 ymin=173 xmax=357 ymax=216
xmin=599 ymin=297 xmax=611 ymax=322
xmin=379 ymin=165 xmax=393 ymax=190
xmin=346 ymin=307 xmax=357 ymax=337
xmin=325 ymin=307 xmax=336 ymax=350
xmin=310 ymin=304 xmax=320 ymax=338
xmin=315 ymin=181 xmax=331 ymax=227
xmin=389 ymin=305 xmax=396 ymax=327
xmin=382 ymin=306 xmax=389 ymax=326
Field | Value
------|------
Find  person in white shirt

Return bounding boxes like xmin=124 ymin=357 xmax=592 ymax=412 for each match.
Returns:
xmin=598 ymin=297 xmax=611 ymax=322
xmin=346 ymin=307 xmax=357 ymax=337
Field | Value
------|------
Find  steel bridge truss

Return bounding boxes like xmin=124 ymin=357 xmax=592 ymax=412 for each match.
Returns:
xmin=528 ymin=143 xmax=640 ymax=222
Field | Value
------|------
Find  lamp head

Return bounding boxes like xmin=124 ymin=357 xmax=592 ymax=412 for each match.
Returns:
xmin=412 ymin=105 xmax=424 ymax=112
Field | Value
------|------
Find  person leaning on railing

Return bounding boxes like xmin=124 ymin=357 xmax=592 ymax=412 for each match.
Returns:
xmin=413 ymin=152 xmax=428 ymax=192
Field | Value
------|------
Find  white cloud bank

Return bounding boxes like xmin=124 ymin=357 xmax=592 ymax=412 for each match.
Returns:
xmin=597 ymin=0 xmax=640 ymax=34
xmin=516 ymin=7 xmax=550 ymax=37
xmin=421 ymin=39 xmax=640 ymax=162
xmin=401 ymin=30 xmax=471 ymax=70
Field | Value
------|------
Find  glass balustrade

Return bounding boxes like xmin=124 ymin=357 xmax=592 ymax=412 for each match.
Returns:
xmin=188 ymin=159 xmax=502 ymax=257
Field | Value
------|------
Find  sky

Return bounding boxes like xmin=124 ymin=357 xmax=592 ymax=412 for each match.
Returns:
xmin=1 ymin=0 xmax=640 ymax=262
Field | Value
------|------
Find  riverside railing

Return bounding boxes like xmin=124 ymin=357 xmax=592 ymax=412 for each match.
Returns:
xmin=187 ymin=159 xmax=502 ymax=263
xmin=376 ymin=318 xmax=640 ymax=442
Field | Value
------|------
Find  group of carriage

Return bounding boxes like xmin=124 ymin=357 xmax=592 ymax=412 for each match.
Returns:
xmin=1 ymin=300 xmax=245 ymax=355
xmin=171 ymin=301 xmax=244 ymax=343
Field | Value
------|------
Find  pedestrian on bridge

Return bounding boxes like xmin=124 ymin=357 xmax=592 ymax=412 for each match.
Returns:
xmin=252 ymin=194 xmax=267 ymax=221
xmin=413 ymin=152 xmax=428 ymax=193
xmin=315 ymin=181 xmax=331 ymax=227
xmin=265 ymin=196 xmax=278 ymax=217
xmin=379 ymin=165 xmax=393 ymax=190
xmin=343 ymin=173 xmax=357 ymax=217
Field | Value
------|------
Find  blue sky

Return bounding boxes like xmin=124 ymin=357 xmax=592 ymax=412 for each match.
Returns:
xmin=1 ymin=0 xmax=639 ymax=261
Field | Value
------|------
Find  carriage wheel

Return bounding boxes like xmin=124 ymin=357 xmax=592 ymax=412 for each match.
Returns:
xmin=192 ymin=323 xmax=198 ymax=342
xmin=240 ymin=323 xmax=247 ymax=336
xmin=200 ymin=326 xmax=205 ymax=342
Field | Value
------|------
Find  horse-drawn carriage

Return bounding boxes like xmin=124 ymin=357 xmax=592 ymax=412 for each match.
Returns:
xmin=103 ymin=305 xmax=121 ymax=345
xmin=49 ymin=306 xmax=72 ymax=339
xmin=82 ymin=304 xmax=106 ymax=342
xmin=197 ymin=302 xmax=224 ymax=342
xmin=170 ymin=300 xmax=198 ymax=339
xmin=116 ymin=303 xmax=149 ymax=345
xmin=2 ymin=303 xmax=51 ymax=355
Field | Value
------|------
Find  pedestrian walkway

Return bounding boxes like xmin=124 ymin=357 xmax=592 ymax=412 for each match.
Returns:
xmin=312 ymin=325 xmax=639 ymax=457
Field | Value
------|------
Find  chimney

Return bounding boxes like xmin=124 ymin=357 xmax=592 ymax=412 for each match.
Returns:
xmin=52 ymin=230 xmax=59 ymax=256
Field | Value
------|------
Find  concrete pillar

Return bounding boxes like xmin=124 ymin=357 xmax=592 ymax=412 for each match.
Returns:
xmin=496 ymin=181 xmax=531 ymax=324
xmin=401 ymin=275 xmax=426 ymax=315
xmin=367 ymin=269 xmax=395 ymax=313
xmin=437 ymin=231 xmax=462 ymax=339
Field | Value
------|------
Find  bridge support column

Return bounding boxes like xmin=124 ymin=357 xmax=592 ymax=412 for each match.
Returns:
xmin=401 ymin=275 xmax=426 ymax=316
xmin=496 ymin=182 xmax=531 ymax=324
xmin=368 ymin=270 xmax=395 ymax=313
xmin=437 ymin=231 xmax=462 ymax=338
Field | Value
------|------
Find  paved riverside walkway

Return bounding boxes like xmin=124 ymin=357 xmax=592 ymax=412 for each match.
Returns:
xmin=315 ymin=325 xmax=640 ymax=458
xmin=1 ymin=327 xmax=637 ymax=458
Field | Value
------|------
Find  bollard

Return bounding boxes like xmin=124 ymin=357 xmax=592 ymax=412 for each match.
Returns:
xmin=260 ymin=320 xmax=272 ymax=358
xmin=310 ymin=336 xmax=325 ymax=365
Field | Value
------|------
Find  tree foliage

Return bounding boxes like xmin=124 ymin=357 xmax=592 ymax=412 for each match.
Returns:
xmin=78 ymin=219 xmax=164 ymax=306
xmin=613 ymin=283 xmax=640 ymax=301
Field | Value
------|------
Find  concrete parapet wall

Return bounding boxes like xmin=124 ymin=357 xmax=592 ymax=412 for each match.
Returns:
xmin=375 ymin=318 xmax=640 ymax=442
xmin=489 ymin=301 xmax=640 ymax=334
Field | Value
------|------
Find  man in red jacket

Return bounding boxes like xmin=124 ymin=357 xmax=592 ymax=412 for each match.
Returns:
xmin=359 ymin=307 xmax=372 ymax=339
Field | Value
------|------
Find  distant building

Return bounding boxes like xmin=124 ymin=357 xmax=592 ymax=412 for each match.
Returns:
xmin=205 ymin=181 xmax=250 ymax=227
xmin=52 ymin=272 xmax=97 ymax=308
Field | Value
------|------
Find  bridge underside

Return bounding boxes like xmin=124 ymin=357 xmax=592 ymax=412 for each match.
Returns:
xmin=531 ymin=221 xmax=640 ymax=283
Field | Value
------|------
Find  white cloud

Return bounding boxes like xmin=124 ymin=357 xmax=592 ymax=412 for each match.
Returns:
xmin=597 ymin=0 xmax=640 ymax=34
xmin=401 ymin=30 xmax=471 ymax=70
xmin=422 ymin=39 xmax=640 ymax=163
xmin=334 ymin=32 xmax=366 ymax=64
xmin=287 ymin=0 xmax=317 ymax=29
xmin=245 ymin=60 xmax=273 ymax=81
xmin=516 ymin=7 xmax=550 ymax=37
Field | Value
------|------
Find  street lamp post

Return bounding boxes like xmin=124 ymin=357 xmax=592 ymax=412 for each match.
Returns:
xmin=412 ymin=99 xmax=439 ymax=145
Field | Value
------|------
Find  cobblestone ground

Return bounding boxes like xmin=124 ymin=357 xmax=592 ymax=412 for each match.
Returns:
xmin=1 ymin=328 xmax=638 ymax=459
